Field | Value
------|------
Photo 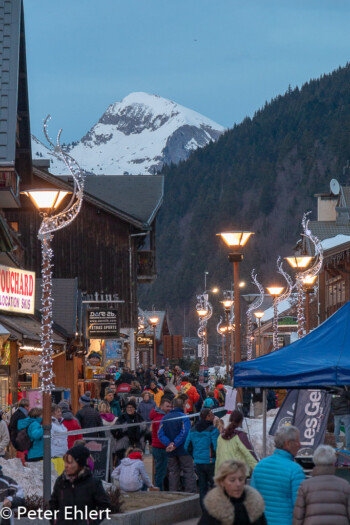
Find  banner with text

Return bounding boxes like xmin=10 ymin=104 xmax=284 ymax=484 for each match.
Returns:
xmin=269 ymin=389 xmax=299 ymax=436
xmin=0 ymin=265 xmax=35 ymax=314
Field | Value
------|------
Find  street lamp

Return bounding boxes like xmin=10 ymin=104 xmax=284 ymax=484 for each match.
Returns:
xmin=196 ymin=294 xmax=212 ymax=365
xmin=266 ymin=287 xmax=284 ymax=351
xmin=148 ymin=316 xmax=159 ymax=366
xmin=285 ymin=255 xmax=314 ymax=338
xmin=302 ymin=274 xmax=317 ymax=334
xmin=217 ymin=231 xmax=254 ymax=367
xmin=254 ymin=311 xmax=265 ymax=356
xmin=21 ymin=117 xmax=85 ymax=503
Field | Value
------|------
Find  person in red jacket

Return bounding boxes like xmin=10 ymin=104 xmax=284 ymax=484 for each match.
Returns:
xmin=149 ymin=396 xmax=172 ymax=490
xmin=58 ymin=401 xmax=83 ymax=449
xmin=176 ymin=377 xmax=200 ymax=413
xmin=214 ymin=380 xmax=226 ymax=407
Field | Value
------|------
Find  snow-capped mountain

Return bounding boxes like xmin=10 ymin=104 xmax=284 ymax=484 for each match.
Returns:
xmin=31 ymin=93 xmax=225 ymax=175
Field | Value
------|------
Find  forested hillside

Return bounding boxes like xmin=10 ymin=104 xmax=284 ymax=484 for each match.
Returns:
xmin=140 ymin=64 xmax=350 ymax=334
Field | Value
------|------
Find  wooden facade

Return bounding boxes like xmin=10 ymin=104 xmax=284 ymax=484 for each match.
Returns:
xmin=318 ymin=244 xmax=350 ymax=323
xmin=6 ymin=196 xmax=145 ymax=328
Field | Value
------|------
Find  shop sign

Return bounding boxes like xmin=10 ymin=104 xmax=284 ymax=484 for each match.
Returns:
xmin=19 ymin=355 xmax=41 ymax=374
xmin=0 ymin=265 xmax=35 ymax=314
xmin=104 ymin=340 xmax=123 ymax=361
xmin=136 ymin=333 xmax=154 ymax=352
xmin=86 ymin=309 xmax=119 ymax=339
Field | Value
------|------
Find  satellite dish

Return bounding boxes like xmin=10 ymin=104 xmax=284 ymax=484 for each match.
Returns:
xmin=330 ymin=178 xmax=340 ymax=196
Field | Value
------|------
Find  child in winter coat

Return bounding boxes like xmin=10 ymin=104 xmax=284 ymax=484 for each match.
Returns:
xmin=111 ymin=448 xmax=154 ymax=492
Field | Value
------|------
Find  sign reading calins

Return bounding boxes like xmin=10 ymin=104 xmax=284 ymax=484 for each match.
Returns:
xmin=0 ymin=265 xmax=35 ymax=314
xmin=87 ymin=309 xmax=119 ymax=339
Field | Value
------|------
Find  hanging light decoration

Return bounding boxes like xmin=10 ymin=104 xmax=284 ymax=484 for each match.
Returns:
xmin=196 ymin=293 xmax=213 ymax=365
xmin=246 ymin=270 xmax=265 ymax=360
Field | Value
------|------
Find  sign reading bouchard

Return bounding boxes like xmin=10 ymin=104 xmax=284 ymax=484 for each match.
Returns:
xmin=0 ymin=265 xmax=35 ymax=314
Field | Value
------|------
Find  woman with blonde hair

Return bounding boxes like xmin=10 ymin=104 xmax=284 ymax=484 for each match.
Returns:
xmin=199 ymin=459 xmax=267 ymax=525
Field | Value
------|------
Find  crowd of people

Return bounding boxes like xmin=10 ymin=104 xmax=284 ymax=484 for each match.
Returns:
xmin=0 ymin=367 xmax=350 ymax=524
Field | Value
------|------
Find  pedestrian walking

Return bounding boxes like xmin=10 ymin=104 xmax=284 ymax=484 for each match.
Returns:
xmin=76 ymin=391 xmax=103 ymax=437
xmin=115 ymin=400 xmax=146 ymax=461
xmin=137 ymin=391 xmax=157 ymax=422
xmin=215 ymin=410 xmax=257 ymax=475
xmin=58 ymin=401 xmax=83 ymax=449
xmin=251 ymin=425 xmax=305 ymax=525
xmin=104 ymin=387 xmax=122 ymax=418
xmin=158 ymin=397 xmax=196 ymax=492
xmin=8 ymin=398 xmax=29 ymax=450
xmin=150 ymin=396 xmax=172 ymax=490
xmin=17 ymin=407 xmax=43 ymax=462
xmin=185 ymin=408 xmax=219 ymax=507
xmin=0 ymin=409 xmax=10 ymax=458
xmin=50 ymin=444 xmax=110 ymax=524
xmin=199 ymin=459 xmax=267 ymax=525
xmin=293 ymin=444 xmax=350 ymax=525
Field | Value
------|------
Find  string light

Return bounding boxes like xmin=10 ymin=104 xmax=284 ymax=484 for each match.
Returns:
xmin=246 ymin=269 xmax=264 ymax=360
xmin=196 ymin=293 xmax=212 ymax=365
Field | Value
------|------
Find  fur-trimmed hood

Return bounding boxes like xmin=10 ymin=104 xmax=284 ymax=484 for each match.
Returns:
xmin=203 ymin=485 xmax=264 ymax=525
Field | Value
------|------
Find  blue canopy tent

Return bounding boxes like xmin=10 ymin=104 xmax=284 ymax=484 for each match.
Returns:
xmin=234 ymin=301 xmax=350 ymax=387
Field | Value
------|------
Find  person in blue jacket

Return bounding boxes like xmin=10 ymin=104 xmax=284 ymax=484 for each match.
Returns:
xmin=251 ymin=425 xmax=305 ymax=525
xmin=185 ymin=408 xmax=219 ymax=508
xmin=158 ymin=396 xmax=196 ymax=492
xmin=17 ymin=407 xmax=44 ymax=461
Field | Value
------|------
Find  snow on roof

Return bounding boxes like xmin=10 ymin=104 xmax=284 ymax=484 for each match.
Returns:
xmin=320 ymin=234 xmax=350 ymax=251
xmin=262 ymin=298 xmax=294 ymax=322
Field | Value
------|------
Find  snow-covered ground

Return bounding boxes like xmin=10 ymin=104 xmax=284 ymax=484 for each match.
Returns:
xmin=0 ymin=458 xmax=58 ymax=497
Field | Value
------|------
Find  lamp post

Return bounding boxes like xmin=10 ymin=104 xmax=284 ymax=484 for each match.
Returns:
xmin=302 ymin=274 xmax=317 ymax=334
xmin=221 ymin=299 xmax=233 ymax=375
xmin=196 ymin=294 xmax=212 ymax=365
xmin=254 ymin=311 xmax=264 ymax=356
xmin=21 ymin=117 xmax=85 ymax=503
xmin=217 ymin=231 xmax=254 ymax=366
xmin=266 ymin=287 xmax=284 ymax=351
xmin=148 ymin=316 xmax=159 ymax=365
xmin=285 ymin=256 xmax=314 ymax=338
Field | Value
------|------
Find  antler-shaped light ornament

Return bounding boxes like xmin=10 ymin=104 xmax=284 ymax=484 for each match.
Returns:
xmin=246 ymin=270 xmax=265 ymax=360
xmin=196 ymin=293 xmax=213 ymax=365
xmin=39 ymin=116 xmax=85 ymax=392
xmin=295 ymin=212 xmax=324 ymax=337
xmin=270 ymin=257 xmax=294 ymax=351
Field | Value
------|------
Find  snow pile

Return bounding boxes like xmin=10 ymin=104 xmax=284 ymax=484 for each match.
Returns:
xmin=0 ymin=458 xmax=58 ymax=497
xmin=222 ymin=412 xmax=277 ymax=460
xmin=32 ymin=92 xmax=224 ymax=176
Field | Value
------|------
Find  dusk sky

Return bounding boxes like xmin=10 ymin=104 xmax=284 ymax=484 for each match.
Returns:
xmin=23 ymin=0 xmax=350 ymax=143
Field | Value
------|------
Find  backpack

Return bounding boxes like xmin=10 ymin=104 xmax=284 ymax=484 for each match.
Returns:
xmin=15 ymin=426 xmax=33 ymax=452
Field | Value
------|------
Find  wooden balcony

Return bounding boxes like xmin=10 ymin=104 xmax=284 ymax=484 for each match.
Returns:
xmin=0 ymin=170 xmax=20 ymax=208
xmin=137 ymin=250 xmax=157 ymax=283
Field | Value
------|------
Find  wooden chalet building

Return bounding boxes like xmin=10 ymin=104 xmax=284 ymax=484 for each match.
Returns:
xmin=0 ymin=0 xmax=164 ymax=408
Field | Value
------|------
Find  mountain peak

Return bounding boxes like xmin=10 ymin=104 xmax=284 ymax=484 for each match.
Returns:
xmin=32 ymin=93 xmax=225 ymax=175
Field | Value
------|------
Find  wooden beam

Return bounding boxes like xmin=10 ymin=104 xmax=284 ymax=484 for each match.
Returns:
xmin=9 ymin=339 xmax=18 ymax=406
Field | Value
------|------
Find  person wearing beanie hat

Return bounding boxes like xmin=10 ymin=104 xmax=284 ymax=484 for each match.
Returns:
xmin=50 ymin=445 xmax=110 ymax=524
xmin=115 ymin=401 xmax=146 ymax=461
xmin=58 ymin=401 xmax=83 ymax=449
xmin=76 ymin=392 xmax=103 ymax=438
xmin=111 ymin=447 xmax=154 ymax=492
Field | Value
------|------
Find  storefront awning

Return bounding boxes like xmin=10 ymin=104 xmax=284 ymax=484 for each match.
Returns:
xmin=0 ymin=314 xmax=66 ymax=347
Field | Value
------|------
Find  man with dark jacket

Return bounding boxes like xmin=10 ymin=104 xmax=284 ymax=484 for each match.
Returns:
xmin=0 ymin=465 xmax=25 ymax=525
xmin=8 ymin=398 xmax=29 ymax=448
xmin=158 ymin=397 xmax=196 ymax=492
xmin=150 ymin=397 xmax=172 ymax=490
xmin=75 ymin=392 xmax=103 ymax=437
xmin=331 ymin=386 xmax=350 ymax=449
xmin=185 ymin=408 xmax=219 ymax=508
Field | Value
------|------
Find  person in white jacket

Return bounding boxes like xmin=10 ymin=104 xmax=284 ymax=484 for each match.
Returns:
xmin=111 ymin=448 xmax=153 ymax=492
xmin=0 ymin=410 xmax=10 ymax=457
xmin=51 ymin=404 xmax=68 ymax=458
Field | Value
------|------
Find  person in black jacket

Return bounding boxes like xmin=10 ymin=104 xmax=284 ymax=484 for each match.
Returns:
xmin=0 ymin=465 xmax=25 ymax=525
xmin=50 ymin=445 xmax=110 ymax=525
xmin=115 ymin=400 xmax=146 ymax=460
xmin=75 ymin=392 xmax=103 ymax=437
xmin=8 ymin=398 xmax=30 ymax=448
xmin=199 ymin=459 xmax=267 ymax=525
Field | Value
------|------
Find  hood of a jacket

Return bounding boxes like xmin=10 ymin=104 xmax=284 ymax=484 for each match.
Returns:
xmin=120 ymin=457 xmax=142 ymax=467
xmin=61 ymin=410 xmax=74 ymax=421
xmin=149 ymin=407 xmax=166 ymax=420
xmin=18 ymin=417 xmax=42 ymax=430
xmin=195 ymin=420 xmax=214 ymax=432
